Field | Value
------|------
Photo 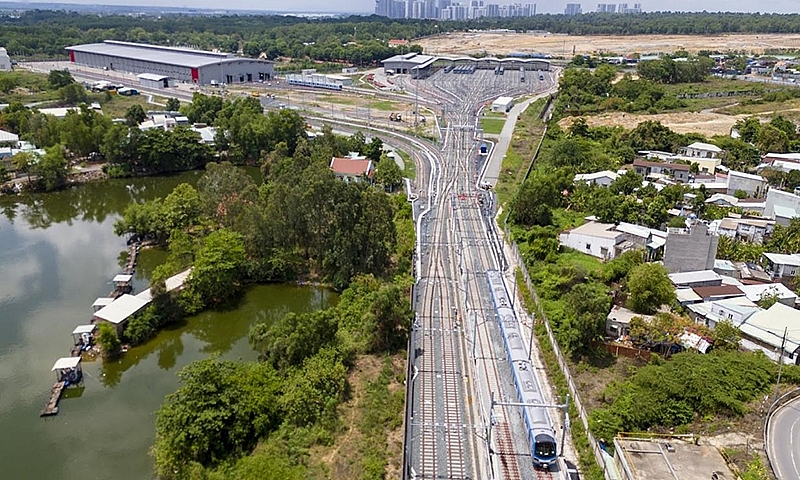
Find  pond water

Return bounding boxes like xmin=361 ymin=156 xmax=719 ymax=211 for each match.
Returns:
xmin=0 ymin=171 xmax=336 ymax=479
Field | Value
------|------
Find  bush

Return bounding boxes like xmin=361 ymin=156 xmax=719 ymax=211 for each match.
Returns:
xmin=97 ymin=322 xmax=121 ymax=357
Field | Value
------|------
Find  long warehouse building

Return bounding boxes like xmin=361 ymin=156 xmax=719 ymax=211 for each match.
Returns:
xmin=66 ymin=40 xmax=274 ymax=86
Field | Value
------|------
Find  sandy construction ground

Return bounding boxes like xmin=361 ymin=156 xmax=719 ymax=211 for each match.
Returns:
xmin=556 ymin=111 xmax=749 ymax=137
xmin=419 ymin=32 xmax=800 ymax=57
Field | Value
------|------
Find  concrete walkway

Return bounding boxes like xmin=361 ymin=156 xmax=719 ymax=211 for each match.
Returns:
xmin=482 ymin=90 xmax=555 ymax=187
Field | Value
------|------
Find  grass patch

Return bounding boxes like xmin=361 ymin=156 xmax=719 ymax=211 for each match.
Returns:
xmin=310 ymin=354 xmax=406 ymax=480
xmin=369 ymin=100 xmax=398 ymax=111
xmin=397 ymin=149 xmax=415 ymax=180
xmin=480 ymin=116 xmax=506 ymax=135
xmin=494 ymin=97 xmax=547 ymax=207
xmin=319 ymin=94 xmax=357 ymax=105
xmin=515 ymin=271 xmax=605 ymax=480
xmin=717 ymin=96 xmax=800 ymax=116
xmin=98 ymin=94 xmax=152 ymax=119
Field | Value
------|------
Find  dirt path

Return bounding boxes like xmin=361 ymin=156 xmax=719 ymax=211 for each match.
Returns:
xmin=557 ymin=110 xmax=749 ymax=137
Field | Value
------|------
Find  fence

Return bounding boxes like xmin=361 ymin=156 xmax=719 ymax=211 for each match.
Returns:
xmin=504 ymin=235 xmax=613 ymax=480
xmin=599 ymin=342 xmax=652 ymax=362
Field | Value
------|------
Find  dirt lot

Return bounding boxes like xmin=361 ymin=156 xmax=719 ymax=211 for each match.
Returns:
xmin=557 ymin=110 xmax=749 ymax=137
xmin=419 ymin=32 xmax=800 ymax=57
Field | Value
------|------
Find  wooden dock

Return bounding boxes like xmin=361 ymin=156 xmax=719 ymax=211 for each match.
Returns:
xmin=123 ymin=243 xmax=139 ymax=275
xmin=40 ymin=381 xmax=66 ymax=417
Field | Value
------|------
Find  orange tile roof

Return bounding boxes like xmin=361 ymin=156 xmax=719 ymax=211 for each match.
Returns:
xmin=330 ymin=157 xmax=373 ymax=177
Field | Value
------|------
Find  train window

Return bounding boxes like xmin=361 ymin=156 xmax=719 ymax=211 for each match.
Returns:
xmin=535 ymin=441 xmax=556 ymax=458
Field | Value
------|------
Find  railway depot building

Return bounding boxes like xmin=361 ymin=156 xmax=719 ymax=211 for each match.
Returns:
xmin=66 ymin=41 xmax=274 ymax=86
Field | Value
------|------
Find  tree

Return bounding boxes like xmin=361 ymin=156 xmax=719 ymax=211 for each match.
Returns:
xmin=186 ymin=229 xmax=247 ymax=306
xmin=610 ymin=169 xmax=642 ymax=195
xmin=280 ymin=347 xmax=347 ymax=426
xmin=48 ymin=69 xmax=74 ymax=89
xmin=11 ymin=150 xmax=35 ymax=182
xmin=97 ymin=323 xmax=121 ymax=358
xmin=33 ymin=144 xmax=69 ymax=191
xmin=153 ymin=359 xmax=281 ymax=478
xmin=374 ymin=154 xmax=402 ymax=191
xmin=733 ymin=189 xmax=749 ymax=199
xmin=756 ymin=124 xmax=789 ymax=154
xmin=627 ymin=263 xmax=675 ymax=314
xmin=165 ymin=97 xmax=181 ymax=112
xmin=59 ymin=83 xmax=87 ymax=104
xmin=734 ymin=117 xmax=761 ymax=145
xmin=711 ymin=319 xmax=742 ymax=351
xmin=124 ymin=103 xmax=146 ymax=126
xmin=561 ymin=281 xmax=612 ymax=353
xmin=249 ymin=309 xmax=339 ymax=370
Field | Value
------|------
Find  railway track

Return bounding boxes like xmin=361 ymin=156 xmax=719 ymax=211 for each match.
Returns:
xmin=405 ymin=68 xmax=557 ymax=480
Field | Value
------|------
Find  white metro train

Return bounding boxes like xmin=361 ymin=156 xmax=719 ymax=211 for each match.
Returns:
xmin=486 ymin=270 xmax=558 ymax=469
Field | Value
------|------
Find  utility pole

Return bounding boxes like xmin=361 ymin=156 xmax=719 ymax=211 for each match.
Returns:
xmin=775 ymin=327 xmax=788 ymax=403
xmin=414 ymin=81 xmax=419 ymax=128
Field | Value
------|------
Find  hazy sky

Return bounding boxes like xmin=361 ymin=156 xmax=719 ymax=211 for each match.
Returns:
xmin=40 ymin=0 xmax=800 ymax=14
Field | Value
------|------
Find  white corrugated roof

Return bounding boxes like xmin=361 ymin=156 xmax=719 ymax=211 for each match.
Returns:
xmin=492 ymin=96 xmax=514 ymax=106
xmin=68 ymin=41 xmax=272 ymax=69
xmin=113 ymin=274 xmax=133 ymax=283
xmin=92 ymin=297 xmax=114 ymax=308
xmin=740 ymin=283 xmax=797 ymax=302
xmin=687 ymin=142 xmax=722 ymax=153
xmin=669 ymin=270 xmax=721 ymax=286
xmin=566 ymin=221 xmax=623 ymax=240
xmin=93 ymin=294 xmax=148 ymax=325
xmin=52 ymin=357 xmax=81 ymax=371
xmin=72 ymin=325 xmax=96 ymax=335
xmin=773 ymin=205 xmax=798 ymax=219
xmin=741 ymin=303 xmax=800 ymax=352
xmin=0 ymin=129 xmax=19 ymax=143
xmin=728 ymin=170 xmax=766 ymax=181
xmin=138 ymin=73 xmax=171 ymax=81
xmin=574 ymin=170 xmax=619 ymax=182
xmin=764 ymin=252 xmax=800 ymax=267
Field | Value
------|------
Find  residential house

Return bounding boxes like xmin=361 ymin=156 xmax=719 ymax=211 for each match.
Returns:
xmin=708 ymin=217 xmax=774 ymax=243
xmin=641 ymin=148 xmax=721 ymax=174
xmin=763 ymin=252 xmax=800 ymax=279
xmin=764 ymin=188 xmax=800 ymax=226
xmin=558 ymin=221 xmax=623 ymax=260
xmin=739 ymin=303 xmax=800 ymax=363
xmin=686 ymin=297 xmax=758 ymax=329
xmin=662 ymin=223 xmax=719 ymax=273
xmin=614 ymin=222 xmax=668 ymax=261
xmin=714 ymin=259 xmax=738 ymax=278
xmin=726 ymin=170 xmax=767 ymax=198
xmin=759 ymin=153 xmax=800 ymax=173
xmin=0 ymin=140 xmax=45 ymax=176
xmin=606 ymin=305 xmax=650 ymax=339
xmin=705 ymin=193 xmax=739 ymax=208
xmin=668 ymin=269 xmax=723 ymax=288
xmin=573 ymin=170 xmax=619 ymax=187
xmin=681 ymin=142 xmax=722 ymax=159
xmin=692 ymin=285 xmax=745 ymax=302
xmin=739 ymin=283 xmax=798 ymax=307
xmin=632 ymin=159 xmax=690 ymax=183
xmin=0 ymin=128 xmax=18 ymax=147
xmin=330 ymin=156 xmax=375 ymax=183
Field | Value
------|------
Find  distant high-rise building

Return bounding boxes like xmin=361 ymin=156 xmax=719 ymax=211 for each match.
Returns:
xmin=564 ymin=3 xmax=582 ymax=15
xmin=376 ymin=0 xmax=538 ymax=19
xmin=596 ymin=3 xmax=616 ymax=12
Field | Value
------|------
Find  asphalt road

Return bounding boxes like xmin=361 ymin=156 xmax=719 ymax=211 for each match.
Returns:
xmin=769 ymin=395 xmax=800 ymax=480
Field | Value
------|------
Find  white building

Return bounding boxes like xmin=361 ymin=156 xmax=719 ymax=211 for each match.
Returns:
xmin=686 ymin=297 xmax=758 ymax=329
xmin=739 ymin=303 xmax=800 ymax=362
xmin=573 ymin=170 xmax=619 ymax=187
xmin=739 ymin=283 xmax=797 ymax=307
xmin=682 ymin=142 xmax=722 ymax=159
xmin=727 ymin=170 xmax=767 ymax=198
xmin=763 ymin=252 xmax=800 ymax=279
xmin=491 ymin=96 xmax=514 ymax=113
xmin=764 ymin=188 xmax=800 ymax=225
xmin=0 ymin=47 xmax=10 ymax=71
xmin=668 ymin=270 xmax=722 ymax=288
xmin=558 ymin=221 xmax=623 ymax=260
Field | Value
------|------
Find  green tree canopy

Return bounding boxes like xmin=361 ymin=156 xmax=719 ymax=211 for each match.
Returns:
xmin=626 ymin=263 xmax=675 ymax=314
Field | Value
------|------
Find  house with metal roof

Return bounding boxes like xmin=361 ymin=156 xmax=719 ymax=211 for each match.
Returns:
xmin=763 ymin=252 xmax=800 ymax=279
xmin=92 ymin=294 xmax=149 ymax=335
xmin=739 ymin=302 xmax=800 ymax=362
xmin=66 ymin=40 xmax=273 ymax=86
xmin=329 ymin=156 xmax=375 ymax=183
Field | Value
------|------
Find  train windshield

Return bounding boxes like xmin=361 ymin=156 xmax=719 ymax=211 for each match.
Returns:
xmin=535 ymin=441 xmax=556 ymax=459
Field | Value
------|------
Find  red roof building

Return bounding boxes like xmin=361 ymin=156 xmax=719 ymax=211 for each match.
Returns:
xmin=388 ymin=39 xmax=409 ymax=47
xmin=330 ymin=157 xmax=374 ymax=183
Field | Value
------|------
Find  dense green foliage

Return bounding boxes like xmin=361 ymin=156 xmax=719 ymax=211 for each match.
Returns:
xmin=589 ymin=351 xmax=775 ymax=441
xmin=155 ymin=271 xmax=412 ymax=478
xmin=96 ymin=322 xmax=121 ymax=357
xmin=637 ymin=56 xmax=714 ymax=84
xmin=626 ymin=263 xmax=675 ymax=314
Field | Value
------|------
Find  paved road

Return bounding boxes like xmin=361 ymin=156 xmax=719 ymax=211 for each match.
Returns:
xmin=482 ymin=82 xmax=558 ymax=187
xmin=769 ymin=395 xmax=800 ymax=480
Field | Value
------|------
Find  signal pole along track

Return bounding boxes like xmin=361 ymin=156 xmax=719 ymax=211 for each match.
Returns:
xmin=404 ymin=68 xmax=558 ymax=480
